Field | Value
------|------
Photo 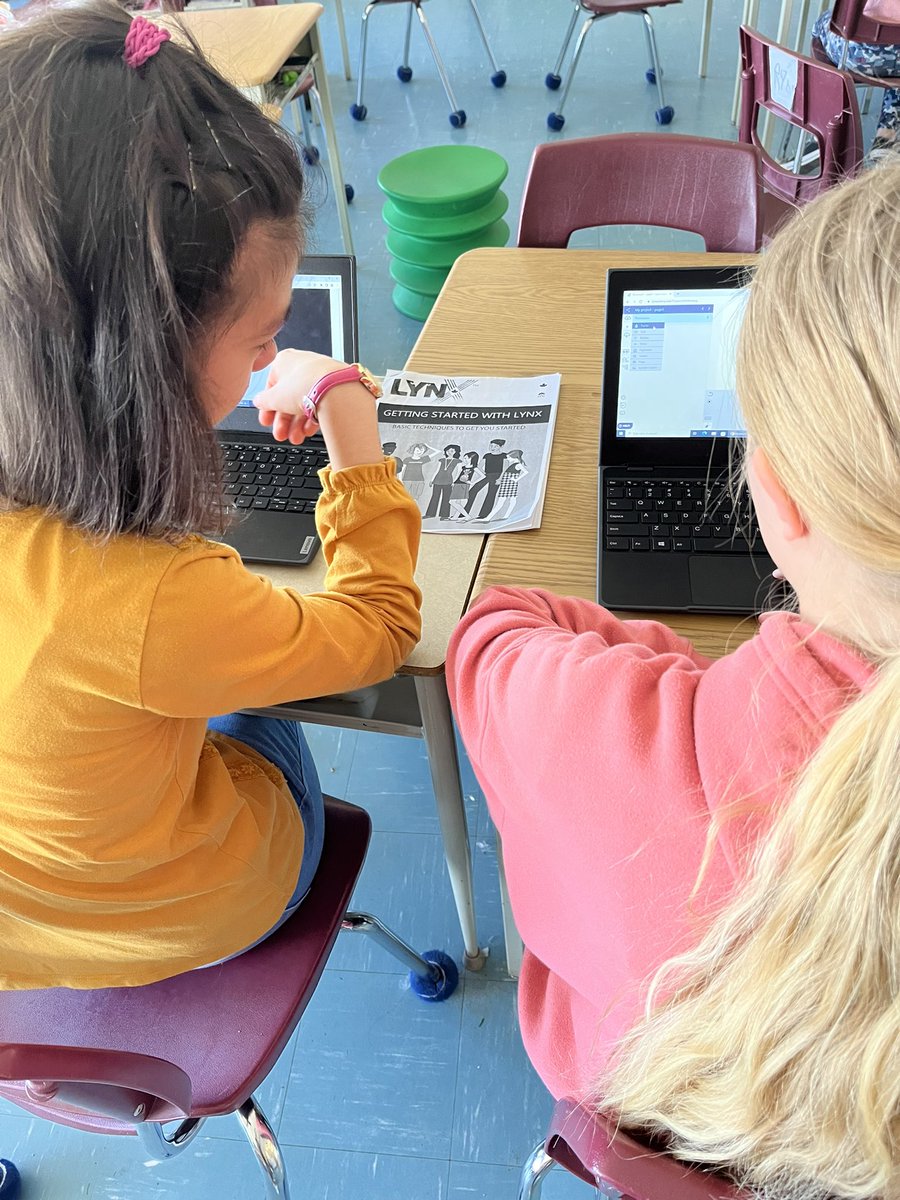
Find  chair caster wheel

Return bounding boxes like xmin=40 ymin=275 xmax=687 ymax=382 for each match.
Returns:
xmin=0 ymin=1160 xmax=20 ymax=1200
xmin=345 ymin=184 xmax=354 ymax=203
xmin=655 ymin=105 xmax=674 ymax=125
xmin=302 ymin=145 xmax=320 ymax=165
xmin=646 ymin=67 xmax=662 ymax=83
xmin=545 ymin=71 xmax=561 ymax=90
xmin=349 ymin=103 xmax=367 ymax=121
xmin=397 ymin=64 xmax=413 ymax=82
xmin=491 ymin=69 xmax=507 ymax=87
xmin=409 ymin=951 xmax=459 ymax=1002
xmin=547 ymin=111 xmax=565 ymax=131
xmin=449 ymin=109 xmax=467 ymax=128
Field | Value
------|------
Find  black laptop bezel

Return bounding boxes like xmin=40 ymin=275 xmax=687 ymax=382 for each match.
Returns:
xmin=218 ymin=254 xmax=359 ymax=436
xmin=600 ymin=265 xmax=753 ymax=471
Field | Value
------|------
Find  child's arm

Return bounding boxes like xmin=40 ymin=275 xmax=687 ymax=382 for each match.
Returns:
xmin=447 ymin=585 xmax=714 ymax=846
xmin=140 ymin=465 xmax=421 ymax=716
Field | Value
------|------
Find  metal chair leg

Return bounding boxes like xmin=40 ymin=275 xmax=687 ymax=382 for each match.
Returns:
xmin=551 ymin=0 xmax=582 ymax=79
xmin=698 ymin=0 xmax=713 ymax=77
xmin=415 ymin=2 xmax=465 ymax=120
xmin=641 ymin=10 xmax=668 ymax=109
xmin=518 ymin=1142 xmax=555 ymax=1200
xmin=343 ymin=911 xmax=441 ymax=977
xmin=352 ymin=2 xmax=376 ymax=114
xmin=553 ymin=12 xmax=602 ymax=119
xmin=468 ymin=0 xmax=504 ymax=78
xmin=137 ymin=1116 xmax=206 ymax=1162
xmin=401 ymin=0 xmax=414 ymax=73
xmin=236 ymin=1096 xmax=290 ymax=1200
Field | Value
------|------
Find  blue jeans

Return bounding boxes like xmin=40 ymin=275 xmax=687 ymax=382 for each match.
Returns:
xmin=814 ymin=10 xmax=900 ymax=131
xmin=207 ymin=713 xmax=325 ymax=952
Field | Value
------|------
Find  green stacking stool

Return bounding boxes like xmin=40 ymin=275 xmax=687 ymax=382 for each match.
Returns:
xmin=378 ymin=145 xmax=509 ymax=321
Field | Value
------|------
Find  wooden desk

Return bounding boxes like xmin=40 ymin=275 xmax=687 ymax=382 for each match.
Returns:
xmin=159 ymin=5 xmax=353 ymax=255
xmin=414 ymin=246 xmax=760 ymax=973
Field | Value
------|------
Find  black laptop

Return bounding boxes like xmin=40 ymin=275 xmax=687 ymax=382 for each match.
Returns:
xmin=216 ymin=254 xmax=358 ymax=566
xmin=598 ymin=265 xmax=780 ymax=614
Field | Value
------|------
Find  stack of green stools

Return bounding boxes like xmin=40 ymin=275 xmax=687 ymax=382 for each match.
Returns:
xmin=378 ymin=145 xmax=509 ymax=322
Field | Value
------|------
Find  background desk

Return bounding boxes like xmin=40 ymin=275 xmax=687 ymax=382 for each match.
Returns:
xmin=415 ymin=246 xmax=760 ymax=972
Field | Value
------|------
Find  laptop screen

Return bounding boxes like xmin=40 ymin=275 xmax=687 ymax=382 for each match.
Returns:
xmin=601 ymin=265 xmax=752 ymax=469
xmin=218 ymin=255 xmax=357 ymax=435
xmin=617 ymin=285 xmax=749 ymax=439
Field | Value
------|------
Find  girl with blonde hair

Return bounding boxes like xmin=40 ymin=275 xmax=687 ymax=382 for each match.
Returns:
xmin=448 ymin=162 xmax=900 ymax=1200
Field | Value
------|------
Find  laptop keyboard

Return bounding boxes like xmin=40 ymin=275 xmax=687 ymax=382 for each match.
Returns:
xmin=603 ymin=476 xmax=767 ymax=554
xmin=222 ymin=441 xmax=328 ymax=513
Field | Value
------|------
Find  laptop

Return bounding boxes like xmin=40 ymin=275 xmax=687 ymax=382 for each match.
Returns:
xmin=598 ymin=265 xmax=781 ymax=614
xmin=216 ymin=254 xmax=359 ymax=566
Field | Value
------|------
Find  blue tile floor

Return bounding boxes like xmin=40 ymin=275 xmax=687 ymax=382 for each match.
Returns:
xmin=1 ymin=0 xmax=881 ymax=1194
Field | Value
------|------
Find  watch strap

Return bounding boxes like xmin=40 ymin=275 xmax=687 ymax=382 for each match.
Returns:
xmin=302 ymin=363 xmax=382 ymax=421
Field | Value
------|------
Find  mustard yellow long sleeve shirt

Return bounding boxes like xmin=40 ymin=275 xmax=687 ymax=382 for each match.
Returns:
xmin=0 ymin=460 xmax=421 ymax=989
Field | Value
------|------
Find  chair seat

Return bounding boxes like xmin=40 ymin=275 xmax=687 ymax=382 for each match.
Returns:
xmin=0 ymin=796 xmax=370 ymax=1121
xmin=581 ymin=0 xmax=681 ymax=13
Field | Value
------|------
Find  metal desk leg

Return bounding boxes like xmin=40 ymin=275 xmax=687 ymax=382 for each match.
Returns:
xmin=309 ymin=23 xmax=354 ymax=256
xmin=414 ymin=674 xmax=488 ymax=971
xmin=496 ymin=833 xmax=524 ymax=980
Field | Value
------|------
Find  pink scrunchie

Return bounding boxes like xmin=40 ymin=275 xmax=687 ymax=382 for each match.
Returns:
xmin=123 ymin=16 xmax=170 ymax=69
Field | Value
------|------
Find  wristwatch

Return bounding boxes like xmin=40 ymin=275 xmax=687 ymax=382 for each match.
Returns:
xmin=301 ymin=363 xmax=382 ymax=422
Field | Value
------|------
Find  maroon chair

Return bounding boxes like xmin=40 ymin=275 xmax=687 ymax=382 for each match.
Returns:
xmin=516 ymin=133 xmax=763 ymax=252
xmin=519 ymin=1097 xmax=748 ymax=1200
xmin=544 ymin=0 xmax=682 ymax=131
xmin=811 ymin=0 xmax=900 ymax=94
xmin=0 ymin=796 xmax=458 ymax=1199
xmin=738 ymin=24 xmax=864 ymax=215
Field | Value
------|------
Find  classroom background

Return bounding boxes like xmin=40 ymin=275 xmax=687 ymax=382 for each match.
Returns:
xmin=0 ymin=0 xmax=881 ymax=1195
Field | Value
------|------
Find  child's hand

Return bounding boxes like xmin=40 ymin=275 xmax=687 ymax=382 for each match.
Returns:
xmin=253 ymin=349 xmax=348 ymax=444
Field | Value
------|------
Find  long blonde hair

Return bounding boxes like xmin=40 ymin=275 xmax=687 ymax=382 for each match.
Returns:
xmin=601 ymin=165 xmax=900 ymax=1200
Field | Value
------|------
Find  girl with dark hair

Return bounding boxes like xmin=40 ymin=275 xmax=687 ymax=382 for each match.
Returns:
xmin=0 ymin=1 xmax=421 ymax=988
xmin=424 ymin=444 xmax=462 ymax=520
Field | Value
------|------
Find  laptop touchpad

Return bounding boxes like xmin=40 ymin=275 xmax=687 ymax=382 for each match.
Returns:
xmin=688 ymin=555 xmax=770 ymax=612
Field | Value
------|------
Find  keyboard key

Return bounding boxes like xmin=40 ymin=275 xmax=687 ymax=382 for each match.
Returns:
xmin=287 ymin=500 xmax=305 ymax=512
xmin=607 ymin=498 xmax=634 ymax=511
xmin=240 ymin=484 xmax=258 ymax=497
xmin=672 ymin=538 xmax=691 ymax=551
xmin=225 ymin=483 xmax=241 ymax=495
xmin=605 ymin=536 xmax=629 ymax=551
xmin=252 ymin=497 xmax=270 ymax=510
xmin=270 ymin=499 xmax=287 ymax=511
xmin=605 ymin=522 xmax=643 ymax=536
xmin=630 ymin=537 xmax=650 ymax=551
xmin=234 ymin=496 xmax=253 ymax=509
xmin=607 ymin=486 xmax=624 ymax=498
xmin=651 ymin=538 xmax=672 ymax=551
xmin=650 ymin=524 xmax=671 ymax=536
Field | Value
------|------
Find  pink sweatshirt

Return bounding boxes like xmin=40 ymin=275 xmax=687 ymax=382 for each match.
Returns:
xmin=447 ymin=587 xmax=874 ymax=1101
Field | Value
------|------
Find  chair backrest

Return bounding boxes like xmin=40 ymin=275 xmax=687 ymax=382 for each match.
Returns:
xmin=738 ymin=25 xmax=863 ymax=204
xmin=827 ymin=0 xmax=900 ymax=50
xmin=0 ymin=795 xmax=370 ymax=1135
xmin=516 ymin=133 xmax=763 ymax=253
xmin=546 ymin=1099 xmax=747 ymax=1200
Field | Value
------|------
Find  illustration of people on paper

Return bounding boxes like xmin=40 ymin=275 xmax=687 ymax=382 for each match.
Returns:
xmin=482 ymin=450 xmax=528 ymax=522
xmin=424 ymin=444 xmax=462 ymax=520
xmin=463 ymin=438 xmax=507 ymax=519
xmin=397 ymin=442 xmax=436 ymax=503
xmin=381 ymin=441 xmax=403 ymax=475
xmin=448 ymin=452 xmax=484 ymax=519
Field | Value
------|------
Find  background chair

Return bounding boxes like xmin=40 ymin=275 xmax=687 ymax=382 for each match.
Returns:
xmin=519 ymin=1097 xmax=746 ymax=1200
xmin=543 ymin=0 xmax=682 ymax=131
xmin=0 ymin=796 xmax=458 ymax=1200
xmin=811 ymin=0 xmax=900 ymax=107
xmin=350 ymin=0 xmax=505 ymax=129
xmin=516 ymin=133 xmax=763 ymax=252
xmin=738 ymin=24 xmax=863 ymax=218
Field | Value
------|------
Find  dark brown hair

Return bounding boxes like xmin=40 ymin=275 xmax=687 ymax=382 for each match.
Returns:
xmin=0 ymin=0 xmax=305 ymax=539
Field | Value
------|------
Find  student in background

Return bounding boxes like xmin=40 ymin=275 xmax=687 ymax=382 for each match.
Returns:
xmin=0 ymin=1 xmax=421 ymax=989
xmin=449 ymin=165 xmax=900 ymax=1200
